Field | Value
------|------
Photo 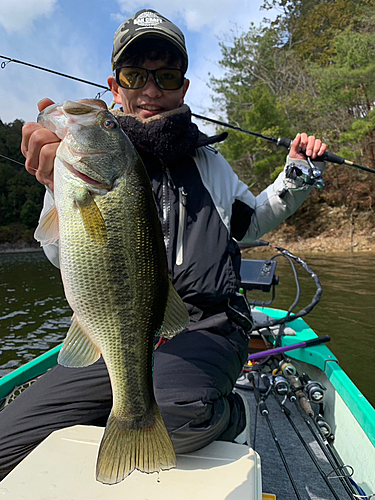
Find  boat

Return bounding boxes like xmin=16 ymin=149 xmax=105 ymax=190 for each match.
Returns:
xmin=0 ymin=247 xmax=374 ymax=499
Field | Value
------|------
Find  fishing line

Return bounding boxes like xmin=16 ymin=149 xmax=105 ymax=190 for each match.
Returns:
xmin=0 ymin=153 xmax=38 ymax=173
xmin=1 ymin=54 xmax=375 ymax=174
xmin=0 ymin=153 xmax=25 ymax=168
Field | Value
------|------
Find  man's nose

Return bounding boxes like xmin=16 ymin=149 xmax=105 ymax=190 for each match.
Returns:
xmin=142 ymin=75 xmax=162 ymax=98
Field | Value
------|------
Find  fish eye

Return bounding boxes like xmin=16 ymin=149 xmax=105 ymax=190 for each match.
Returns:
xmin=104 ymin=119 xmax=117 ymax=129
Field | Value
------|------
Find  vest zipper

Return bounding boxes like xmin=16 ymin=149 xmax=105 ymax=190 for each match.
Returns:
xmin=176 ymin=186 xmax=187 ymax=266
xmin=162 ymin=167 xmax=175 ymax=252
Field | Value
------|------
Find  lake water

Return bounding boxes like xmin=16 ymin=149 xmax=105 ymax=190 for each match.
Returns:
xmin=0 ymin=250 xmax=374 ymax=406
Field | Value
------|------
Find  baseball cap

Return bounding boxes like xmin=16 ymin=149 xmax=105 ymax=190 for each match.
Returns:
xmin=111 ymin=9 xmax=188 ymax=70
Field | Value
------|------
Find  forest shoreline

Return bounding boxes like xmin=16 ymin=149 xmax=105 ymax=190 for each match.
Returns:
xmin=245 ymin=226 xmax=375 ymax=255
xmin=1 ymin=228 xmax=374 ymax=256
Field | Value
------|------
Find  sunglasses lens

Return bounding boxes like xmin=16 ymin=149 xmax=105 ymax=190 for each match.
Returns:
xmin=155 ymin=69 xmax=184 ymax=90
xmin=116 ymin=67 xmax=184 ymax=90
xmin=117 ymin=68 xmax=148 ymax=89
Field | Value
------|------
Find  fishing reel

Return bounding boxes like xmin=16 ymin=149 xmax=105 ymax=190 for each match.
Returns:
xmin=284 ymin=159 xmax=325 ymax=190
xmin=300 ymin=374 xmax=326 ymax=403
xmin=262 ymin=373 xmax=291 ymax=397
xmin=315 ymin=414 xmax=333 ymax=440
xmin=278 ymin=360 xmax=297 ymax=378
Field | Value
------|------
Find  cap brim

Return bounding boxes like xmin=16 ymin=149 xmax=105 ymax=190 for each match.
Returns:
xmin=112 ymin=30 xmax=188 ymax=69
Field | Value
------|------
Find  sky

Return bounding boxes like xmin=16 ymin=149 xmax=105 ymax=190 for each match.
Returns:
xmin=0 ymin=0 xmax=277 ymax=134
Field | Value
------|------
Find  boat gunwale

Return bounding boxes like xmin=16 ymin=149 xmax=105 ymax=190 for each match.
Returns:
xmin=1 ymin=308 xmax=374 ymax=448
xmin=256 ymin=306 xmax=375 ymax=447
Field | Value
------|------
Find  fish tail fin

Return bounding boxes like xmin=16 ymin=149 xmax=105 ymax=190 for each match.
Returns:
xmin=96 ymin=405 xmax=176 ymax=485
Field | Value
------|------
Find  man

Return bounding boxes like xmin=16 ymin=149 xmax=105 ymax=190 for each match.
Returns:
xmin=0 ymin=9 xmax=326 ymax=480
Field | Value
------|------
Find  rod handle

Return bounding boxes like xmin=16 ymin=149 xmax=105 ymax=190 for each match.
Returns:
xmin=321 ymin=151 xmax=345 ymax=165
xmin=304 ymin=335 xmax=331 ymax=348
xmin=277 ymin=137 xmax=346 ymax=165
xmin=277 ymin=137 xmax=292 ymax=149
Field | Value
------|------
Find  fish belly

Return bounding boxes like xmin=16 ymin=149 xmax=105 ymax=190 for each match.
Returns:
xmin=56 ymin=166 xmax=176 ymax=484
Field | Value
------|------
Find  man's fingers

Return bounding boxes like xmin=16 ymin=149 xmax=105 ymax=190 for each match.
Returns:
xmin=24 ymin=127 xmax=60 ymax=173
xmin=37 ymin=98 xmax=55 ymax=112
xmin=21 ymin=122 xmax=42 ymax=161
xmin=305 ymin=135 xmax=316 ymax=158
xmin=290 ymin=133 xmax=327 ymax=160
xmin=311 ymin=139 xmax=322 ymax=159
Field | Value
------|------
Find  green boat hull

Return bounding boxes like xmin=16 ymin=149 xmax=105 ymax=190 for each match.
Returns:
xmin=1 ymin=308 xmax=374 ymax=494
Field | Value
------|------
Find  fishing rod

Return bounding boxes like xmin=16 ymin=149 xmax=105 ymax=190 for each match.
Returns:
xmin=243 ymin=361 xmax=365 ymax=499
xmin=0 ymin=55 xmax=109 ymax=93
xmin=273 ymin=395 xmax=345 ymax=500
xmin=1 ymin=54 xmax=375 ymax=175
xmin=285 ymin=372 xmax=362 ymax=499
xmin=248 ymin=372 xmax=304 ymax=500
xmin=258 ymin=363 xmax=361 ymax=499
xmin=192 ymin=113 xmax=375 ymax=175
xmin=0 ymin=154 xmax=25 ymax=168
xmin=248 ymin=335 xmax=331 ymax=362
xmin=295 ymin=401 xmax=362 ymax=499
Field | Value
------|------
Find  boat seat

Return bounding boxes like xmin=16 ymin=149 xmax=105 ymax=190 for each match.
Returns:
xmin=0 ymin=424 xmax=263 ymax=500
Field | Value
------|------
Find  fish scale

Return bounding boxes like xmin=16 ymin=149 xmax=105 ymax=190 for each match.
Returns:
xmin=35 ymin=98 xmax=190 ymax=485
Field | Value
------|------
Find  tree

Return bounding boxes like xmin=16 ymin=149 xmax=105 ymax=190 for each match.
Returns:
xmin=0 ymin=119 xmax=45 ymax=243
xmin=209 ymin=0 xmax=375 ymax=239
xmin=311 ymin=26 xmax=375 ymax=166
xmin=210 ymin=25 xmax=295 ymax=189
xmin=262 ymin=0 xmax=372 ymax=65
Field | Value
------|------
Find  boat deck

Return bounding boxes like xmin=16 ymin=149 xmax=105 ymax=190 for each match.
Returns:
xmin=239 ymin=382 xmax=352 ymax=499
xmin=0 ymin=389 xmax=359 ymax=500
xmin=1 ymin=309 xmax=374 ymax=499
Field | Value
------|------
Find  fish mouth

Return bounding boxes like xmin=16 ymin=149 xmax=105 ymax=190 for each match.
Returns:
xmin=63 ymin=160 xmax=107 ymax=188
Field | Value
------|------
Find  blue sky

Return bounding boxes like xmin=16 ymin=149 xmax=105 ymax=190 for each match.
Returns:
xmin=0 ymin=0 xmax=277 ymax=134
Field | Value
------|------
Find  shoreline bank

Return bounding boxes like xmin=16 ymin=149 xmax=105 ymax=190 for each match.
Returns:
xmin=1 ymin=227 xmax=374 ymax=255
xmin=0 ymin=245 xmax=42 ymax=255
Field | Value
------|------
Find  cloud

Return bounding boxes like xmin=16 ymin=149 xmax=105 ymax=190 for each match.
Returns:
xmin=0 ymin=0 xmax=276 ymax=135
xmin=0 ymin=0 xmax=57 ymax=33
xmin=109 ymin=0 xmax=272 ymax=127
xmin=112 ymin=0 xmax=270 ymax=34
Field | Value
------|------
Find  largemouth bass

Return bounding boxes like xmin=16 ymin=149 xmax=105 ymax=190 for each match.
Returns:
xmin=35 ymin=99 xmax=189 ymax=485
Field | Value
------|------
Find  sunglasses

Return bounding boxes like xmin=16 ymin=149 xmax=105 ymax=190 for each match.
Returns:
xmin=115 ymin=66 xmax=185 ymax=91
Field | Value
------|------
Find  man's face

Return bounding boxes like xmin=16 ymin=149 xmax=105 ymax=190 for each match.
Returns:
xmin=108 ymin=59 xmax=190 ymax=121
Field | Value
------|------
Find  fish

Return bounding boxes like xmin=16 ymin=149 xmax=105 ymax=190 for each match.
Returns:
xmin=34 ymin=99 xmax=189 ymax=485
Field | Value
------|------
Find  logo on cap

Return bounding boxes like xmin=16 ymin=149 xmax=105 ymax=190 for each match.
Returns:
xmin=134 ymin=11 xmax=163 ymax=27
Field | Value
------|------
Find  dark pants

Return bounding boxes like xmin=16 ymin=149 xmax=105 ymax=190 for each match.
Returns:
xmin=0 ymin=313 xmax=248 ymax=481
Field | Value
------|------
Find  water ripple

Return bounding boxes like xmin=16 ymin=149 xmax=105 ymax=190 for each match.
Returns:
xmin=0 ymin=310 xmax=29 ymax=321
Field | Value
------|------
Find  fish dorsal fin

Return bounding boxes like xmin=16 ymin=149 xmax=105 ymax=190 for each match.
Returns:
xmin=158 ymin=282 xmax=190 ymax=339
xmin=58 ymin=314 xmax=101 ymax=367
xmin=75 ymin=191 xmax=107 ymax=244
xmin=34 ymin=205 xmax=59 ymax=246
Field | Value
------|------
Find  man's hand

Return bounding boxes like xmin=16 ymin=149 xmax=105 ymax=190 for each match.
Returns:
xmin=289 ymin=133 xmax=326 ymax=161
xmin=21 ymin=98 xmax=60 ymax=191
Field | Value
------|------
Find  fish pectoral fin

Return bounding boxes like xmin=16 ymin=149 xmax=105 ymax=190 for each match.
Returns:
xmin=34 ymin=205 xmax=59 ymax=246
xmin=158 ymin=282 xmax=190 ymax=339
xmin=96 ymin=405 xmax=176 ymax=485
xmin=75 ymin=191 xmax=107 ymax=244
xmin=58 ymin=314 xmax=101 ymax=368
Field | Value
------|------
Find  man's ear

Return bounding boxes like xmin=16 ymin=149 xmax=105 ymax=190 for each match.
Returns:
xmin=180 ymin=78 xmax=190 ymax=106
xmin=108 ymin=76 xmax=123 ymax=105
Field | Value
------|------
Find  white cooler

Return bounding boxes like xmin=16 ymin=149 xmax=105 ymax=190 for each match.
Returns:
xmin=0 ymin=424 xmax=263 ymax=499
